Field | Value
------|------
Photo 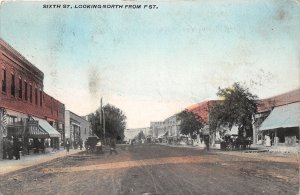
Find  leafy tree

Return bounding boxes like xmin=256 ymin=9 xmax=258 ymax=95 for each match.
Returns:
xmin=89 ymin=103 xmax=127 ymax=141
xmin=210 ymin=83 xmax=257 ymax=138
xmin=178 ymin=111 xmax=204 ymax=139
xmin=134 ymin=131 xmax=146 ymax=141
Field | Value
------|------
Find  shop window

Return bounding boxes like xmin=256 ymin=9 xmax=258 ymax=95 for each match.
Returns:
xmin=11 ymin=73 xmax=15 ymax=96
xmin=24 ymin=81 xmax=28 ymax=100
xmin=30 ymin=84 xmax=32 ymax=103
xmin=2 ymin=69 xmax=6 ymax=93
xmin=18 ymin=78 xmax=22 ymax=99
xmin=35 ymin=87 xmax=38 ymax=105
xmin=7 ymin=115 xmax=16 ymax=125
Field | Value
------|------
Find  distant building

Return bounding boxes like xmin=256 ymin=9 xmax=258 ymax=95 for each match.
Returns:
xmin=124 ymin=127 xmax=150 ymax=141
xmin=253 ymin=89 xmax=300 ymax=146
xmin=163 ymin=114 xmax=180 ymax=142
xmin=0 ymin=39 xmax=64 ymax=158
xmin=150 ymin=121 xmax=166 ymax=139
xmin=65 ymin=110 xmax=92 ymax=146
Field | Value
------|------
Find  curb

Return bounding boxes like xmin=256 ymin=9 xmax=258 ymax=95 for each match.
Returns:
xmin=0 ymin=150 xmax=82 ymax=176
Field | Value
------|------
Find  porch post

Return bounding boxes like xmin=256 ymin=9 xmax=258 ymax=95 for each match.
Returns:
xmin=0 ymin=109 xmax=3 ymax=160
xmin=274 ymin=129 xmax=278 ymax=146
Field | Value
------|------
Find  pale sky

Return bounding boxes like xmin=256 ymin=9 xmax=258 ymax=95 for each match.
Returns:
xmin=1 ymin=0 xmax=299 ymax=128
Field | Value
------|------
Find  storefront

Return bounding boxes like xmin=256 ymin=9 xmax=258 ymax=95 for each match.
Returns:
xmin=259 ymin=102 xmax=300 ymax=146
xmin=32 ymin=117 xmax=61 ymax=149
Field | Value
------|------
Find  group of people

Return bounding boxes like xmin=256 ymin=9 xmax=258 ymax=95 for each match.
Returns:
xmin=65 ymin=138 xmax=83 ymax=153
xmin=2 ymin=137 xmax=22 ymax=160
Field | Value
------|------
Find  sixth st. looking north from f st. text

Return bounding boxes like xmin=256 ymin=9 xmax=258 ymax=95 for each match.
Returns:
xmin=43 ymin=4 xmax=158 ymax=9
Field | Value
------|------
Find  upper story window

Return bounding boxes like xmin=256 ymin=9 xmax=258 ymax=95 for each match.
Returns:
xmin=2 ymin=69 xmax=6 ymax=93
xmin=39 ymin=90 xmax=43 ymax=107
xmin=30 ymin=84 xmax=32 ymax=103
xmin=24 ymin=81 xmax=28 ymax=101
xmin=11 ymin=73 xmax=15 ymax=97
xmin=35 ymin=87 xmax=38 ymax=105
xmin=18 ymin=77 xmax=22 ymax=99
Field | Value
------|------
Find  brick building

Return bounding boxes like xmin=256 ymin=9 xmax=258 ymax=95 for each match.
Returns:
xmin=186 ymin=100 xmax=220 ymax=124
xmin=185 ymin=100 xmax=223 ymax=145
xmin=0 ymin=39 xmax=65 ymax=159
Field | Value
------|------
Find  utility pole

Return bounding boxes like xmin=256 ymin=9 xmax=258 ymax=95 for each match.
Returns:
xmin=100 ymin=97 xmax=106 ymax=145
xmin=103 ymin=108 xmax=106 ymax=145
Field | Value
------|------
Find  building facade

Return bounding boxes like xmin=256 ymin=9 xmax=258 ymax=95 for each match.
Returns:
xmin=186 ymin=100 xmax=220 ymax=124
xmin=150 ymin=121 xmax=166 ymax=139
xmin=124 ymin=127 xmax=150 ymax=142
xmin=253 ymin=89 xmax=300 ymax=146
xmin=0 ymin=39 xmax=64 ymax=159
xmin=65 ymin=110 xmax=91 ymax=147
xmin=163 ymin=114 xmax=180 ymax=142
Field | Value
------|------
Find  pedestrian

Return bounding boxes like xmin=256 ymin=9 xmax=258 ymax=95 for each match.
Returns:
xmin=79 ymin=139 xmax=83 ymax=150
xmin=204 ymin=135 xmax=210 ymax=151
xmin=27 ymin=139 xmax=33 ymax=155
xmin=110 ymin=138 xmax=117 ymax=155
xmin=41 ymin=139 xmax=45 ymax=153
xmin=66 ymin=139 xmax=70 ymax=153
xmin=13 ymin=137 xmax=21 ymax=160
xmin=7 ymin=137 xmax=14 ymax=160
xmin=2 ymin=137 xmax=8 ymax=159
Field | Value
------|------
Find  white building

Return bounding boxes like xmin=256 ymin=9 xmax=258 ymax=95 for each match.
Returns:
xmin=124 ymin=127 xmax=150 ymax=141
xmin=65 ymin=110 xmax=92 ymax=145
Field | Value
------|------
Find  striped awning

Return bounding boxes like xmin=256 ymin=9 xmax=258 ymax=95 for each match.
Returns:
xmin=27 ymin=120 xmax=48 ymax=138
xmin=32 ymin=117 xmax=61 ymax=138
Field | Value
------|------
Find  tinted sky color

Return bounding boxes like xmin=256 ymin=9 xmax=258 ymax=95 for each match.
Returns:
xmin=1 ymin=0 xmax=299 ymax=128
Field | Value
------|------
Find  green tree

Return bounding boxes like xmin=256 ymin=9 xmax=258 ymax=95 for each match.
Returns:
xmin=134 ymin=131 xmax=146 ymax=142
xmin=178 ymin=111 xmax=204 ymax=139
xmin=89 ymin=103 xmax=127 ymax=141
xmin=210 ymin=83 xmax=257 ymax=138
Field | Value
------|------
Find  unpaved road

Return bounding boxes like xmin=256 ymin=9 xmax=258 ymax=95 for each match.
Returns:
xmin=0 ymin=144 xmax=299 ymax=195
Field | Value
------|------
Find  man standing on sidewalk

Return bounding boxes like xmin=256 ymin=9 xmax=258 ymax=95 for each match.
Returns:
xmin=2 ymin=137 xmax=8 ymax=159
xmin=66 ymin=139 xmax=70 ymax=153
xmin=7 ymin=137 xmax=13 ymax=160
xmin=110 ymin=138 xmax=117 ymax=155
xmin=13 ymin=137 xmax=21 ymax=160
xmin=204 ymin=135 xmax=210 ymax=151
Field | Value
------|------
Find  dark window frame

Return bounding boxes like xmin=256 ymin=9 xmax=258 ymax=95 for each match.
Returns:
xmin=18 ymin=77 xmax=22 ymax=99
xmin=35 ymin=87 xmax=38 ymax=105
xmin=2 ymin=69 xmax=6 ymax=93
xmin=40 ymin=90 xmax=43 ymax=107
xmin=24 ymin=81 xmax=28 ymax=101
xmin=11 ymin=73 xmax=15 ymax=97
xmin=30 ymin=84 xmax=32 ymax=103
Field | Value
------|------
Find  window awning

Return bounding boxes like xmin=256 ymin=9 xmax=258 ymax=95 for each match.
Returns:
xmin=32 ymin=117 xmax=61 ymax=138
xmin=259 ymin=102 xmax=300 ymax=131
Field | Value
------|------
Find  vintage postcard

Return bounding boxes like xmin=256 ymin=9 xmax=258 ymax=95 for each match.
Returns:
xmin=0 ymin=1 xmax=299 ymax=194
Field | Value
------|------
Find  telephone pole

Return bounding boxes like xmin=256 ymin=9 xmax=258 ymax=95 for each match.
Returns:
xmin=100 ymin=97 xmax=106 ymax=145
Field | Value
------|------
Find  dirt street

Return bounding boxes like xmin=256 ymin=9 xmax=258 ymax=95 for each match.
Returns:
xmin=0 ymin=144 xmax=299 ymax=195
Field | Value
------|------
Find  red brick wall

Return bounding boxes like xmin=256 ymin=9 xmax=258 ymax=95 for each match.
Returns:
xmin=43 ymin=93 xmax=65 ymax=123
xmin=186 ymin=100 xmax=220 ymax=124
xmin=257 ymin=89 xmax=300 ymax=112
xmin=0 ymin=39 xmax=65 ymax=123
